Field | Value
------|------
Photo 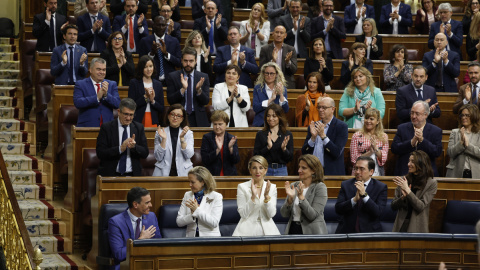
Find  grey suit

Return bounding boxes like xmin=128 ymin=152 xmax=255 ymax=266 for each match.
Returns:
xmin=267 ymin=0 xmax=289 ymax=31
xmin=446 ymin=128 xmax=480 ymax=178
xmin=280 ymin=181 xmax=328 ymax=235
xmin=259 ymin=43 xmax=298 ymax=89
xmin=279 ymin=14 xmax=311 ymax=58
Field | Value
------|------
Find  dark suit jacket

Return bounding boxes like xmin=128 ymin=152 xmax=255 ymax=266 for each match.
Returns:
xmin=340 ymin=59 xmax=373 ymax=86
xmin=310 ymin=15 xmax=346 ymax=59
xmin=301 ymin=117 xmax=348 ymax=175
xmin=73 ymin=78 xmax=121 ymax=127
xmin=259 ymin=43 xmax=298 ymax=89
xmin=128 ymin=78 xmax=165 ymax=125
xmin=335 ymin=178 xmax=388 ymax=233
xmin=193 ymin=16 xmax=228 ymax=52
xmin=100 ymin=48 xmax=135 ymax=87
xmin=422 ymin=50 xmax=460 ymax=92
xmin=395 ymin=83 xmax=441 ymax=124
xmin=200 ymin=131 xmax=240 ymax=176
xmin=379 ymin=3 xmax=412 ymax=34
xmin=428 ymin=20 xmax=463 ymax=60
xmin=96 ymin=119 xmax=149 ymax=176
xmin=192 ymin=0 xmax=224 ymax=20
xmin=304 ymin=57 xmax=333 ymax=86
xmin=108 ymin=209 xmax=161 ymax=269
xmin=344 ymin=4 xmax=375 ymax=33
xmin=414 ymin=7 xmax=439 ymax=34
xmin=50 ymin=44 xmax=88 ymax=85
xmin=267 ymin=0 xmax=290 ymax=31
xmin=110 ymin=0 xmax=150 ymax=17
xmin=33 ymin=12 xmax=67 ymax=52
xmin=279 ymin=14 xmax=311 ymax=58
xmin=77 ymin=12 xmax=112 ymax=53
xmin=453 ymin=83 xmax=480 ymax=114
xmin=466 ymin=35 xmax=479 ymax=61
xmin=166 ymin=70 xmax=210 ymax=127
xmin=252 ymin=84 xmax=289 ymax=127
xmin=151 ymin=1 xmax=181 ymax=22
xmin=213 ymin=45 xmax=259 ymax=88
xmin=391 ymin=122 xmax=443 ymax=176
xmin=112 ymin=14 xmax=149 ymax=52
xmin=355 ymin=35 xmax=383 ymax=60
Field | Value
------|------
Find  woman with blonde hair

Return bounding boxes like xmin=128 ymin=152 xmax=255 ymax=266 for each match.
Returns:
xmin=340 ymin=42 xmax=373 ymax=86
xmin=295 ymin=72 xmax=328 ymax=127
xmin=467 ymin=12 xmax=480 ymax=60
xmin=240 ymin=3 xmax=270 ymax=57
xmin=183 ymin=30 xmax=212 ymax=78
xmin=355 ymin=18 xmax=383 ymax=60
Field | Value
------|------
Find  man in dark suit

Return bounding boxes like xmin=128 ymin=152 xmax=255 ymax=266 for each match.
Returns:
xmin=379 ymin=0 xmax=412 ymax=34
xmin=213 ymin=26 xmax=259 ymax=88
xmin=391 ymin=101 xmax=443 ymax=176
xmin=76 ymin=0 xmax=112 ymax=53
xmin=396 ymin=66 xmax=441 ymax=124
xmin=310 ymin=0 xmax=346 ymax=59
xmin=108 ymin=187 xmax=161 ymax=270
xmin=301 ymin=97 xmax=348 ymax=175
xmin=112 ymin=0 xmax=149 ymax=53
xmin=267 ymin=0 xmax=290 ymax=32
xmin=110 ymin=0 xmax=150 ymax=17
xmin=422 ymin=33 xmax=460 ymax=92
xmin=50 ymin=24 xmax=88 ymax=85
xmin=138 ymin=16 xmax=182 ymax=85
xmin=335 ymin=156 xmax=388 ymax=233
xmin=166 ymin=47 xmax=210 ymax=127
xmin=427 ymin=3 xmax=463 ymax=60
xmin=96 ymin=98 xmax=149 ymax=177
xmin=344 ymin=0 xmax=375 ymax=34
xmin=259 ymin=25 xmax=297 ymax=89
xmin=73 ymin=58 xmax=121 ymax=127
xmin=453 ymin=62 xmax=480 ymax=114
xmin=192 ymin=0 xmax=224 ymax=20
xmin=160 ymin=3 xmax=182 ymax=43
xmin=193 ymin=1 xmax=228 ymax=56
xmin=279 ymin=0 xmax=311 ymax=58
xmin=33 ymin=0 xmax=67 ymax=52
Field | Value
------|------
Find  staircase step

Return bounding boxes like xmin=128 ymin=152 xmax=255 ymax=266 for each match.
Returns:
xmin=0 ymin=60 xmax=19 ymax=70
xmin=0 ymin=38 xmax=15 ymax=45
xmin=0 ymin=52 xmax=18 ymax=61
xmin=13 ymin=184 xmax=51 ymax=200
xmin=0 ymin=79 xmax=19 ymax=87
xmin=8 ymin=170 xmax=43 ymax=185
xmin=31 ymin=236 xmax=71 ymax=254
xmin=0 ymin=118 xmax=25 ymax=131
xmin=0 ymin=106 xmax=20 ymax=119
xmin=41 ymin=254 xmax=79 ymax=270
xmin=18 ymin=200 xmax=57 ymax=220
xmin=0 ymin=87 xmax=17 ymax=97
xmin=25 ymin=220 xmax=66 ymax=237
xmin=0 ymin=142 xmax=30 ymax=154
xmin=0 ymin=44 xmax=15 ymax=53
xmin=4 ymin=154 xmax=37 ymax=170
xmin=0 ymin=69 xmax=20 ymax=79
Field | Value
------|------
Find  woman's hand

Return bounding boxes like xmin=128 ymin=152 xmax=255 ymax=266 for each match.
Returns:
xmin=204 ymin=46 xmax=210 ymax=59
xmin=180 ymin=126 xmax=190 ymax=139
xmin=157 ymin=126 xmax=167 ymax=139
xmin=354 ymin=99 xmax=361 ymax=113
xmin=281 ymin=135 xmax=290 ymax=151
xmin=393 ymin=176 xmax=411 ymax=195
xmin=185 ymin=198 xmax=199 ymax=213
xmin=296 ymin=182 xmax=306 ymax=200
xmin=318 ymin=57 xmax=326 ymax=70
xmin=460 ymin=126 xmax=469 ymax=147
xmin=364 ymin=100 xmax=372 ymax=110
xmin=264 ymin=180 xmax=271 ymax=201
xmin=267 ymin=131 xmax=273 ymax=150
xmin=284 ymin=181 xmax=295 ymax=203
xmin=245 ymin=22 xmax=251 ymax=34
xmin=305 ymin=98 xmax=311 ymax=112
xmin=348 ymin=54 xmax=354 ymax=69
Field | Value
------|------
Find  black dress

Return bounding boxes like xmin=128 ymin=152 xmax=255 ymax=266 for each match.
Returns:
xmin=304 ymin=57 xmax=334 ymax=86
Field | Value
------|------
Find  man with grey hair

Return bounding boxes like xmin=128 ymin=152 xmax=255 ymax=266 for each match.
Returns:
xmin=96 ymin=98 xmax=149 ymax=176
xmin=73 ymin=57 xmax=120 ymax=127
xmin=391 ymin=100 xmax=443 ymax=176
xmin=427 ymin=2 xmax=463 ymax=60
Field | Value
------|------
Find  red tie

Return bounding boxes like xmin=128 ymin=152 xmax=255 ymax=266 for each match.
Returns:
xmin=96 ymin=83 xmax=103 ymax=126
xmin=129 ymin=16 xmax=134 ymax=49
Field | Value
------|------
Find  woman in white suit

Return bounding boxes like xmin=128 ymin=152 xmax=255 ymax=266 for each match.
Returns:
xmin=176 ymin=166 xmax=223 ymax=237
xmin=240 ymin=3 xmax=271 ymax=57
xmin=233 ymin=155 xmax=280 ymax=236
xmin=153 ymin=104 xmax=194 ymax=176
xmin=212 ymin=64 xmax=251 ymax=127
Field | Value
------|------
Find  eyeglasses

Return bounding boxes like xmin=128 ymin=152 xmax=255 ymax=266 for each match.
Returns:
xmin=113 ymin=37 xmax=123 ymax=41
xmin=120 ymin=111 xmax=134 ymax=117
xmin=317 ymin=106 xmax=332 ymax=110
xmin=460 ymin=113 xmax=471 ymax=118
xmin=264 ymin=72 xmax=276 ymax=76
xmin=472 ymin=2 xmax=479 ymax=5
xmin=169 ymin=113 xmax=184 ymax=119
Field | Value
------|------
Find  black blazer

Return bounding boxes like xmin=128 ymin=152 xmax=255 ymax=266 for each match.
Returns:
xmin=466 ymin=35 xmax=479 ymax=61
xmin=304 ymin=57 xmax=333 ymax=86
xmin=110 ymin=0 xmax=150 ymax=17
xmin=193 ymin=16 xmax=228 ymax=52
xmin=200 ymin=131 xmax=240 ymax=176
xmin=355 ymin=35 xmax=383 ymax=60
xmin=128 ymin=78 xmax=165 ymax=125
xmin=310 ymin=15 xmax=346 ymax=59
xmin=96 ymin=119 xmax=149 ymax=176
xmin=340 ymin=59 xmax=373 ymax=86
xmin=151 ymin=1 xmax=181 ymax=21
xmin=33 ymin=12 xmax=67 ymax=52
xmin=100 ymin=48 xmax=135 ymax=86
xmin=253 ymin=129 xmax=294 ymax=165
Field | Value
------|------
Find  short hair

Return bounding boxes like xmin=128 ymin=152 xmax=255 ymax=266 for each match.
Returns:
xmin=290 ymin=0 xmax=302 ymax=5
xmin=228 ymin=26 xmax=240 ymax=33
xmin=225 ymin=64 xmax=242 ymax=77
xmin=413 ymin=65 xmax=428 ymax=74
xmin=205 ymin=0 xmax=217 ymax=8
xmin=210 ymin=110 xmax=229 ymax=124
xmin=62 ymin=24 xmax=78 ymax=35
xmin=406 ymin=150 xmax=434 ymax=188
xmin=182 ymin=46 xmax=197 ymax=58
xmin=127 ymin=187 xmax=150 ymax=208
xmin=263 ymin=103 xmax=288 ymax=134
xmin=165 ymin=104 xmax=189 ymax=128
xmin=388 ymin=44 xmax=408 ymax=65
xmin=319 ymin=96 xmax=335 ymax=107
xmin=107 ymin=31 xmax=126 ymax=51
xmin=412 ymin=100 xmax=429 ymax=115
xmin=356 ymin=156 xmax=375 ymax=171
xmin=188 ymin=166 xmax=216 ymax=193
xmin=90 ymin=57 xmax=106 ymax=67
xmin=248 ymin=155 xmax=268 ymax=170
xmin=119 ymin=98 xmax=136 ymax=112
xmin=135 ymin=55 xmax=156 ymax=80
xmin=458 ymin=104 xmax=480 ymax=133
xmin=298 ymin=154 xmax=324 ymax=183
xmin=322 ymin=0 xmax=333 ymax=4
xmin=305 ymin=72 xmax=325 ymax=95
xmin=437 ymin=2 xmax=452 ymax=11
xmin=468 ymin=61 xmax=480 ymax=69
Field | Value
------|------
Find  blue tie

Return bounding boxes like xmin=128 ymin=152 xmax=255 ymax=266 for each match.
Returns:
xmin=209 ymin=19 xmax=214 ymax=54
xmin=68 ymin=46 xmax=74 ymax=84
xmin=157 ymin=47 xmax=165 ymax=79
xmin=118 ymin=125 xmax=128 ymax=174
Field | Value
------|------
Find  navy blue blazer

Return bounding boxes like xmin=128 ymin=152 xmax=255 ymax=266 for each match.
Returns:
xmin=422 ymin=50 xmax=460 ymax=92
xmin=76 ymin=12 xmax=112 ymax=53
xmin=344 ymin=4 xmax=375 ymax=33
xmin=128 ymin=78 xmax=165 ymax=125
xmin=112 ymin=14 xmax=149 ymax=52
xmin=33 ymin=12 xmax=67 ymax=52
xmin=213 ymin=45 xmax=259 ymax=88
xmin=108 ymin=209 xmax=161 ymax=269
xmin=73 ymin=78 xmax=121 ymax=127
xmin=252 ymin=84 xmax=289 ymax=127
xmin=301 ymin=117 xmax=348 ymax=176
xmin=335 ymin=178 xmax=388 ymax=233
xmin=427 ymin=20 xmax=464 ymax=60
xmin=200 ymin=131 xmax=240 ymax=176
xmin=192 ymin=0 xmax=224 ymax=20
xmin=50 ymin=44 xmax=88 ymax=85
xmin=395 ymin=83 xmax=441 ymax=124
xmin=193 ymin=16 xmax=228 ymax=53
xmin=340 ymin=60 xmax=373 ymax=86
xmin=391 ymin=122 xmax=443 ymax=176
xmin=310 ymin=15 xmax=346 ymax=59
xmin=379 ymin=3 xmax=412 ymax=34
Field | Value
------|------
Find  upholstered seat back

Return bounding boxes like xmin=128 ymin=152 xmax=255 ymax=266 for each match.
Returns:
xmin=442 ymin=200 xmax=480 ymax=234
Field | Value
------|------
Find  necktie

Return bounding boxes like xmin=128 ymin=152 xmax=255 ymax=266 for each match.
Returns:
xmin=118 ymin=125 xmax=128 ymax=174
xmin=68 ymin=46 xmax=74 ymax=84
xmin=209 ymin=19 xmax=214 ymax=54
xmin=435 ymin=58 xmax=443 ymax=89
xmin=129 ymin=16 xmax=134 ymax=49
xmin=157 ymin=44 xmax=165 ymax=78
xmin=96 ymin=83 xmax=103 ymax=125
xmin=134 ymin=218 xmax=141 ymax=239
xmin=92 ymin=16 xmax=97 ymax=52
xmin=355 ymin=184 xmax=367 ymax=233
xmin=50 ymin=14 xmax=56 ymax=50
xmin=416 ymin=89 xmax=423 ymax=100
xmin=473 ymin=84 xmax=477 ymax=104
xmin=186 ymin=74 xmax=193 ymax=114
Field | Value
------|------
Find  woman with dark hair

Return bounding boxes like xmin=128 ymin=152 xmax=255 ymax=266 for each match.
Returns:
xmin=340 ymin=42 xmax=373 ymax=86
xmin=128 ymin=55 xmax=164 ymax=127
xmin=446 ymin=104 xmax=480 ymax=178
xmin=462 ymin=0 xmax=480 ymax=35
xmin=253 ymin=103 xmax=294 ymax=176
xmin=304 ymin=38 xmax=333 ymax=88
xmin=383 ymin=44 xmax=413 ymax=91
xmin=100 ymin=31 xmax=135 ymax=86
xmin=295 ymin=72 xmax=329 ymax=127
xmin=355 ymin=18 xmax=383 ymax=60
xmin=281 ymin=154 xmax=328 ymax=235
xmin=415 ymin=0 xmax=439 ymax=34
xmin=466 ymin=13 xmax=480 ymax=60
xmin=392 ymin=150 xmax=438 ymax=233
xmin=153 ymin=104 xmax=194 ymax=176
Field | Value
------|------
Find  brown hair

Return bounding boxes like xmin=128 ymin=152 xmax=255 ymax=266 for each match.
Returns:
xmin=388 ymin=44 xmax=408 ymax=65
xmin=210 ymin=110 xmax=229 ymax=125
xmin=305 ymin=72 xmax=325 ymax=94
xmin=263 ymin=103 xmax=288 ymax=134
xmin=310 ymin=37 xmax=327 ymax=59
xmin=298 ymin=154 xmax=324 ymax=183
xmin=458 ymin=103 xmax=480 ymax=133
xmin=107 ymin=31 xmax=127 ymax=51
xmin=406 ymin=150 xmax=434 ymax=188
xmin=165 ymin=104 xmax=189 ymax=128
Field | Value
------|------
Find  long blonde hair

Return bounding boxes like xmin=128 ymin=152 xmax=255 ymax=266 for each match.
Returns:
xmin=360 ymin=108 xmax=387 ymax=143
xmin=470 ymin=12 xmax=480 ymax=40
xmin=248 ymin=3 xmax=267 ymax=30
xmin=255 ymin=62 xmax=287 ymax=90
xmin=183 ymin=30 xmax=208 ymax=54
xmin=345 ymin=67 xmax=376 ymax=97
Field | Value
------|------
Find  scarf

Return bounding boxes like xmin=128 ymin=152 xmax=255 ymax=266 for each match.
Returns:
xmin=301 ymin=91 xmax=327 ymax=127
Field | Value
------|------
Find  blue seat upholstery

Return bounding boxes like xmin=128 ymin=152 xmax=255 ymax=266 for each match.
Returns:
xmin=442 ymin=200 xmax=480 ymax=234
xmin=324 ymin=199 xmax=340 ymax=234
xmin=381 ymin=199 xmax=397 ymax=232
xmin=273 ymin=199 xmax=289 ymax=234
xmin=97 ymin=203 xmax=128 ymax=269
xmin=157 ymin=204 xmax=184 ymax=238
xmin=219 ymin=200 xmax=240 ymax=236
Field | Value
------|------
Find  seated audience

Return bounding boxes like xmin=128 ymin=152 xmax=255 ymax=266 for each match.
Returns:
xmin=355 ymin=18 xmax=383 ymax=60
xmin=176 ymin=166 xmax=223 ymax=237
xmin=340 ymin=42 xmax=373 ymax=87
xmin=267 ymin=0 xmax=290 ymax=31
xmin=153 ymin=104 xmax=194 ymax=176
xmin=239 ymin=3 xmax=271 ymax=57
xmin=454 ymin=62 xmax=480 ymax=114
xmin=392 ymin=150 xmax=438 ymax=233
xmin=462 ymin=0 xmax=480 ymax=37
xmin=383 ymin=44 xmax=413 ymax=92
xmin=414 ymin=0 xmax=438 ymax=35
xmin=76 ymin=0 xmax=112 ymax=53
xmin=279 ymin=0 xmax=311 ymax=58
xmin=379 ymin=0 xmax=412 ymax=34
xmin=152 ymin=0 xmax=181 ymax=22
xmin=304 ymin=38 xmax=333 ymax=88
xmin=192 ymin=1 xmax=228 ymax=56
xmin=281 ymin=154 xmax=328 ymax=235
xmin=296 ymin=72 xmax=329 ymax=127
xmin=467 ymin=13 xmax=480 ymax=61
xmin=344 ymin=0 xmax=375 ymax=34
xmin=427 ymin=3 xmax=463 ymax=60
xmin=232 ymin=155 xmax=281 ymax=236
xmin=183 ymin=30 xmax=212 ymax=80
xmin=101 ymin=32 xmax=135 ymax=87
xmin=74 ymin=0 xmax=108 ymax=18
xmin=112 ymin=0 xmax=149 ymax=54
xmin=34 ymin=0 xmax=67 ymax=52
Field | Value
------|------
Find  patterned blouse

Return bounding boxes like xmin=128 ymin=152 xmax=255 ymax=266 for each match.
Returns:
xmin=383 ymin=63 xmax=413 ymax=91
xmin=349 ymin=131 xmax=389 ymax=175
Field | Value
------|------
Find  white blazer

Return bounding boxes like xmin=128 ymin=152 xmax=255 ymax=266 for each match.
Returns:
xmin=212 ymin=82 xmax=251 ymax=127
xmin=153 ymin=126 xmax=194 ymax=176
xmin=176 ymin=190 xmax=223 ymax=237
xmin=239 ymin=20 xmax=271 ymax=57
xmin=232 ymin=180 xmax=280 ymax=236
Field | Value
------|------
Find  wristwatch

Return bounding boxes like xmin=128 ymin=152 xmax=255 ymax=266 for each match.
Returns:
xmin=360 ymin=192 xmax=368 ymax=198
xmin=236 ymin=93 xmax=241 ymax=98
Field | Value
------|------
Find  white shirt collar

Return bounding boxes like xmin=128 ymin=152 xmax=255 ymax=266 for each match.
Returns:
xmin=90 ymin=77 xmax=102 ymax=86
xmin=127 ymin=208 xmax=141 ymax=222
xmin=89 ymin=12 xmax=99 ymax=17
xmin=364 ymin=178 xmax=372 ymax=187
xmin=154 ymin=33 xmax=166 ymax=41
